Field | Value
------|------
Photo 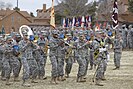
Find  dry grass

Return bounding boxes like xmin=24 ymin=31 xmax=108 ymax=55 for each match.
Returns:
xmin=0 ymin=51 xmax=133 ymax=89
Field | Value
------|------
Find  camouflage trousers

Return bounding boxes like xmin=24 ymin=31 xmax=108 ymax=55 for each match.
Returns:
xmin=65 ymin=57 xmax=73 ymax=75
xmin=90 ymin=51 xmax=94 ymax=67
xmin=95 ymin=57 xmax=107 ymax=80
xmin=58 ymin=57 xmax=64 ymax=77
xmin=114 ymin=52 xmax=122 ymax=68
xmin=21 ymin=57 xmax=38 ymax=81
xmin=84 ymin=56 xmax=89 ymax=76
xmin=0 ymin=58 xmax=2 ymax=71
xmin=2 ymin=57 xmax=21 ymax=79
xmin=76 ymin=56 xmax=86 ymax=77
xmin=50 ymin=56 xmax=58 ymax=78
xmin=37 ymin=56 xmax=47 ymax=78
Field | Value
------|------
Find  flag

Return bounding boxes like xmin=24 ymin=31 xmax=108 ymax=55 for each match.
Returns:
xmin=62 ymin=18 xmax=66 ymax=28
xmin=112 ymin=0 xmax=118 ymax=29
xmin=87 ymin=16 xmax=92 ymax=28
xmin=72 ymin=17 xmax=76 ymax=29
xmin=50 ymin=0 xmax=55 ymax=28
xmin=81 ymin=16 xmax=85 ymax=28
xmin=95 ymin=22 xmax=100 ymax=31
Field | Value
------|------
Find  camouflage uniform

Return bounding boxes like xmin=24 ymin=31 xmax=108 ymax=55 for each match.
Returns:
xmin=2 ymin=39 xmax=20 ymax=84
xmin=19 ymin=39 xmax=38 ymax=83
xmin=64 ymin=37 xmax=73 ymax=77
xmin=57 ymin=38 xmax=65 ymax=79
xmin=49 ymin=34 xmax=59 ymax=80
xmin=75 ymin=34 xmax=89 ymax=82
xmin=121 ymin=25 xmax=128 ymax=49
xmin=94 ymin=37 xmax=108 ymax=86
xmin=113 ymin=36 xmax=123 ymax=69
xmin=127 ymin=25 xmax=133 ymax=49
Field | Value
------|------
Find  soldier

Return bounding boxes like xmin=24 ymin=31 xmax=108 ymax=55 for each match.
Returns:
xmin=121 ymin=25 xmax=128 ymax=49
xmin=75 ymin=32 xmax=90 ymax=82
xmin=0 ymin=37 xmax=5 ymax=80
xmin=36 ymin=33 xmax=48 ymax=80
xmin=19 ymin=34 xmax=38 ymax=87
xmin=127 ymin=25 xmax=133 ymax=50
xmin=2 ymin=36 xmax=21 ymax=85
xmin=83 ymin=32 xmax=90 ymax=78
xmin=93 ymin=31 xmax=108 ymax=86
xmin=0 ymin=36 xmax=4 ymax=71
xmin=113 ymin=35 xmax=123 ymax=70
xmin=49 ymin=30 xmax=59 ymax=84
xmin=57 ymin=33 xmax=66 ymax=81
xmin=64 ymin=33 xmax=74 ymax=78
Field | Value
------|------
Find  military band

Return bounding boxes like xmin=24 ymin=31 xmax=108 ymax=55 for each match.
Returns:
xmin=0 ymin=24 xmax=131 ymax=87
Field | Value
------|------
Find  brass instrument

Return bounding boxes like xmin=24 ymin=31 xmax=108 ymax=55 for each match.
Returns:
xmin=65 ymin=40 xmax=74 ymax=59
xmin=44 ymin=39 xmax=49 ymax=54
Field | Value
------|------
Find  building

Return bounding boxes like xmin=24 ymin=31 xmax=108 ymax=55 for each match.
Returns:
xmin=0 ymin=8 xmax=32 ymax=33
xmin=29 ymin=4 xmax=50 ymax=28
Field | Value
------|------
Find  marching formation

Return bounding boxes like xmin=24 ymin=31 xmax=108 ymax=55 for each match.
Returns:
xmin=0 ymin=24 xmax=132 ymax=87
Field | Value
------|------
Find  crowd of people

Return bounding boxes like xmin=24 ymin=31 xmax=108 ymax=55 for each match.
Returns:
xmin=0 ymin=24 xmax=132 ymax=87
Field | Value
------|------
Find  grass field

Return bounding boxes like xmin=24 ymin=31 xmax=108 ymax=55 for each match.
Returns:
xmin=0 ymin=51 xmax=133 ymax=89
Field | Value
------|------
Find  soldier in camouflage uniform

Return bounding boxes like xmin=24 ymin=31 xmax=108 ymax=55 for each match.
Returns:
xmin=19 ymin=35 xmax=38 ymax=87
xmin=93 ymin=32 xmax=108 ymax=86
xmin=2 ymin=36 xmax=21 ymax=85
xmin=75 ymin=32 xmax=90 ymax=82
xmin=64 ymin=33 xmax=74 ymax=78
xmin=113 ymin=34 xmax=123 ymax=70
xmin=127 ymin=25 xmax=133 ymax=50
xmin=36 ymin=33 xmax=48 ymax=80
xmin=0 ymin=37 xmax=5 ymax=81
xmin=49 ymin=31 xmax=60 ymax=84
xmin=57 ymin=33 xmax=66 ymax=81
xmin=121 ymin=25 xmax=128 ymax=49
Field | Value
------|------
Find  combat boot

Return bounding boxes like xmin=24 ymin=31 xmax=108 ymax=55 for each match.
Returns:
xmin=101 ymin=76 xmax=106 ymax=81
xmin=77 ymin=76 xmax=86 ymax=82
xmin=5 ymin=79 xmax=11 ymax=85
xmin=22 ymin=80 xmax=31 ymax=87
xmin=1 ymin=77 xmax=6 ymax=81
xmin=65 ymin=74 xmax=69 ymax=78
xmin=51 ymin=77 xmax=58 ymax=84
xmin=40 ymin=76 xmax=47 ymax=80
xmin=60 ymin=76 xmax=66 ymax=81
xmin=95 ymin=79 xmax=103 ymax=86
xmin=31 ymin=79 xmax=38 ymax=83
xmin=14 ymin=77 xmax=20 ymax=82
xmin=79 ymin=76 xmax=86 ymax=82
xmin=89 ymin=66 xmax=93 ymax=70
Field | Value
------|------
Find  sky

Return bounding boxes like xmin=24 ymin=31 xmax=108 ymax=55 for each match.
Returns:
xmin=0 ymin=0 xmax=94 ymax=16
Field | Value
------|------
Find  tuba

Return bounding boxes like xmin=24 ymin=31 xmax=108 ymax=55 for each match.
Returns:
xmin=19 ymin=25 xmax=34 ymax=39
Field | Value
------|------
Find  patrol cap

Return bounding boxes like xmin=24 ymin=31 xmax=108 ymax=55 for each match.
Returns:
xmin=6 ymin=35 xmax=12 ymax=41
xmin=122 ymin=24 xmax=126 ymax=27
xmin=52 ymin=30 xmax=58 ymax=35
xmin=128 ymin=24 xmax=132 ymax=28
xmin=66 ymin=33 xmax=72 ymax=37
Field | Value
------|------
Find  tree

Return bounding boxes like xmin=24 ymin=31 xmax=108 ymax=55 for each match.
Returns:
xmin=54 ymin=0 xmax=97 ymax=26
xmin=128 ymin=0 xmax=133 ymax=13
xmin=55 ymin=0 xmax=94 ymax=17
xmin=0 ymin=1 xmax=13 ymax=9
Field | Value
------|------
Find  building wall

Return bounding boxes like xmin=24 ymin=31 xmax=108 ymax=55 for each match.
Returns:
xmin=0 ymin=11 xmax=31 ymax=33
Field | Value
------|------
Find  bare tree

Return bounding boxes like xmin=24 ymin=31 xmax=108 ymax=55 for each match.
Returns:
xmin=0 ymin=1 xmax=5 ymax=9
xmin=55 ymin=0 xmax=95 ymax=17
xmin=6 ymin=2 xmax=13 ymax=9
xmin=0 ymin=1 xmax=13 ymax=9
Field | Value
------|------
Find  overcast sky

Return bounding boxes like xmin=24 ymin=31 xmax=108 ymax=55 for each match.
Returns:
xmin=1 ymin=0 xmax=94 ymax=16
